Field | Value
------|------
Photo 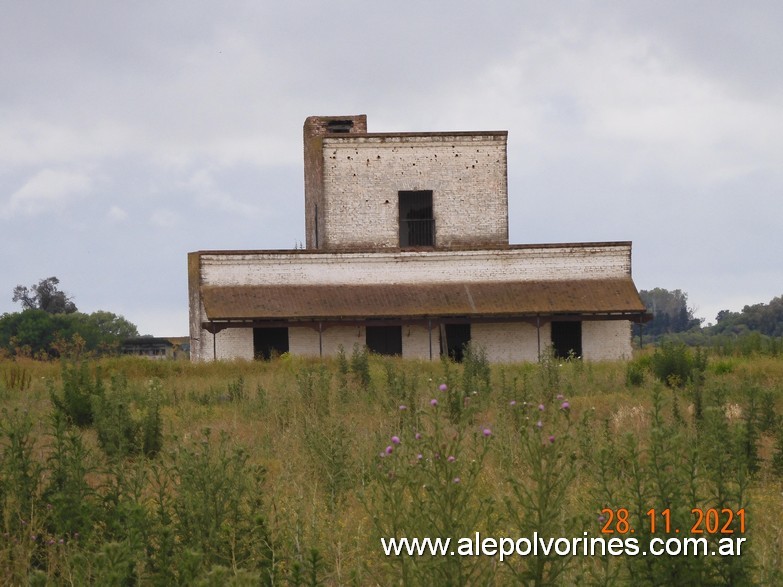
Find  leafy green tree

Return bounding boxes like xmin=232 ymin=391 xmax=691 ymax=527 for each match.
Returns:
xmin=86 ymin=311 xmax=139 ymax=342
xmin=0 ymin=309 xmax=57 ymax=355
xmin=4 ymin=278 xmax=139 ymax=356
xmin=12 ymin=276 xmax=77 ymax=314
xmin=640 ymin=288 xmax=702 ymax=339
xmin=711 ymin=295 xmax=783 ymax=337
xmin=0 ymin=310 xmax=138 ymax=357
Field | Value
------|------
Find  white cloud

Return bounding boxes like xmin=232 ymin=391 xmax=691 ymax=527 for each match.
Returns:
xmin=442 ymin=28 xmax=782 ymax=187
xmin=184 ymin=169 xmax=263 ymax=217
xmin=107 ymin=206 xmax=128 ymax=222
xmin=149 ymin=209 xmax=179 ymax=228
xmin=3 ymin=168 xmax=91 ymax=218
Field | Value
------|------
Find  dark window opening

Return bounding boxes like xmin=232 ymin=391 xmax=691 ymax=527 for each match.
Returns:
xmin=366 ymin=325 xmax=402 ymax=356
xmin=253 ymin=327 xmax=289 ymax=360
xmin=326 ymin=119 xmax=354 ymax=133
xmin=399 ymin=190 xmax=434 ymax=247
xmin=551 ymin=321 xmax=582 ymax=359
xmin=443 ymin=323 xmax=471 ymax=362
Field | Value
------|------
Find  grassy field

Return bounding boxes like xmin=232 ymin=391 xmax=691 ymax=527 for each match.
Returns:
xmin=0 ymin=347 xmax=781 ymax=585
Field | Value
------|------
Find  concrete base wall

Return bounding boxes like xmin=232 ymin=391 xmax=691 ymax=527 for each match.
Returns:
xmin=196 ymin=319 xmax=632 ymax=363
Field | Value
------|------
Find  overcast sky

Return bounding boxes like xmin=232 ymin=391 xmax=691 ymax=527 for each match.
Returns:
xmin=1 ymin=1 xmax=781 ymax=336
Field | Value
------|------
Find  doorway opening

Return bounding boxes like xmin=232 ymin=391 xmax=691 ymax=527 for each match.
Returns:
xmin=443 ymin=323 xmax=471 ymax=362
xmin=253 ymin=327 xmax=289 ymax=360
xmin=551 ymin=321 xmax=582 ymax=359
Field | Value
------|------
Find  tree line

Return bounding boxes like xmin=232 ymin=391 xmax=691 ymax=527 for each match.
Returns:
xmin=640 ymin=288 xmax=783 ymax=351
xmin=1 ymin=277 xmax=139 ymax=358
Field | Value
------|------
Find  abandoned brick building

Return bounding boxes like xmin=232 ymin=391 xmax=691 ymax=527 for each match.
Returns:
xmin=188 ymin=115 xmax=648 ymax=362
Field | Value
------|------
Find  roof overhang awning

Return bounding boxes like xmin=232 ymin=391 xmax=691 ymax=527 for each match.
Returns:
xmin=200 ymin=279 xmax=651 ymax=329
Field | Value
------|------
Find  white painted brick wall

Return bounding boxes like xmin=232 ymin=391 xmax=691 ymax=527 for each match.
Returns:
xmin=402 ymin=325 xmax=437 ymax=360
xmin=289 ymin=326 xmax=320 ymax=357
xmin=204 ymin=327 xmax=253 ymax=361
xmin=192 ymin=319 xmax=632 ymax=363
xmin=582 ymin=320 xmax=633 ymax=361
xmin=472 ymin=322 xmax=545 ymax=363
xmin=320 ymin=134 xmax=508 ymax=248
xmin=322 ymin=325 xmax=365 ymax=356
xmin=199 ymin=244 xmax=631 ymax=288
xmin=286 ymin=324 xmax=437 ymax=360
xmin=288 ymin=324 xmax=367 ymax=357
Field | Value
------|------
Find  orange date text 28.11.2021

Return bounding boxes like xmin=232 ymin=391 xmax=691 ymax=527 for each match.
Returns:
xmin=599 ymin=508 xmax=746 ymax=535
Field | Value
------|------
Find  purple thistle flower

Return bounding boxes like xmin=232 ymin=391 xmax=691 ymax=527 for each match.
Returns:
xmin=598 ymin=515 xmax=606 ymax=524
xmin=385 ymin=445 xmax=394 ymax=455
xmin=399 ymin=405 xmax=407 ymax=411
xmin=439 ymin=383 xmax=448 ymax=392
xmin=417 ymin=453 xmax=423 ymax=460
xmin=430 ymin=398 xmax=438 ymax=407
xmin=447 ymin=455 xmax=456 ymax=463
xmin=453 ymin=477 xmax=461 ymax=484
xmin=538 ymin=404 xmax=545 ymax=411
xmin=391 ymin=435 xmax=401 ymax=445
xmin=536 ymin=420 xmax=543 ymax=429
xmin=548 ymin=435 xmax=555 ymax=444
xmin=509 ymin=400 xmax=517 ymax=407
xmin=561 ymin=401 xmax=570 ymax=410
xmin=557 ymin=394 xmax=564 ymax=400
xmin=415 ymin=432 xmax=422 ymax=440
xmin=482 ymin=428 xmax=492 ymax=437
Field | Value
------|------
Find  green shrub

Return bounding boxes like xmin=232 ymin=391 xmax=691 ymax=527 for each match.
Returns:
xmin=50 ymin=361 xmax=104 ymax=427
xmin=368 ymin=400 xmax=497 ymax=585
xmin=226 ymin=375 xmax=245 ymax=402
xmin=505 ymin=391 xmax=583 ymax=584
xmin=172 ymin=429 xmax=273 ymax=575
xmin=93 ymin=375 xmax=140 ymax=458
xmin=43 ymin=413 xmax=99 ymax=539
xmin=651 ymin=343 xmax=706 ymax=387
xmin=625 ymin=360 xmax=646 ymax=386
xmin=350 ymin=343 xmax=371 ymax=389
xmin=93 ymin=374 xmax=164 ymax=459
xmin=462 ymin=343 xmax=491 ymax=396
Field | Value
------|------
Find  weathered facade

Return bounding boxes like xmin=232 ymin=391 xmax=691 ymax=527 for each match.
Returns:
xmin=189 ymin=115 xmax=648 ymax=362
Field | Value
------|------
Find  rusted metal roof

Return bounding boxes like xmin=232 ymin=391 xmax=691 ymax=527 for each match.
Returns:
xmin=201 ymin=278 xmax=647 ymax=321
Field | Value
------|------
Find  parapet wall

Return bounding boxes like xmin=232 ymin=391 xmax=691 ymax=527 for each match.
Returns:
xmin=195 ymin=243 xmax=630 ymax=288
